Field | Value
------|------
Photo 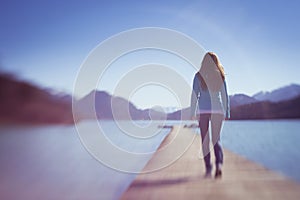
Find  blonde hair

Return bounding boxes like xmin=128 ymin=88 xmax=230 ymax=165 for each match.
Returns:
xmin=199 ymin=52 xmax=225 ymax=91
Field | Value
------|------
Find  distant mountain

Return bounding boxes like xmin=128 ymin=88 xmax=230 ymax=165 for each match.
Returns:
xmin=0 ymin=73 xmax=73 ymax=124
xmin=75 ymin=83 xmax=300 ymax=121
xmin=253 ymin=84 xmax=300 ymax=102
xmin=230 ymin=94 xmax=258 ymax=108
xmin=167 ymin=107 xmax=191 ymax=120
xmin=230 ymin=94 xmax=300 ymax=120
xmin=167 ymin=84 xmax=300 ymax=120
xmin=2 ymin=73 xmax=299 ymax=124
xmin=74 ymin=90 xmax=167 ymax=121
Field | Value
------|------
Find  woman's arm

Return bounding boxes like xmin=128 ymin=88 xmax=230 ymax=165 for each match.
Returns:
xmin=190 ymin=74 xmax=200 ymax=118
xmin=221 ymin=80 xmax=230 ymax=119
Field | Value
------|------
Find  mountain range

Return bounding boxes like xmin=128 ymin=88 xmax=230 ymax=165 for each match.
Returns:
xmin=252 ymin=84 xmax=300 ymax=102
xmin=230 ymin=84 xmax=300 ymax=105
xmin=228 ymin=84 xmax=300 ymax=120
xmin=73 ymin=90 xmax=168 ymax=121
xmin=74 ymin=83 xmax=300 ymax=121
xmin=0 ymin=73 xmax=73 ymax=124
xmin=1 ymin=72 xmax=300 ymax=124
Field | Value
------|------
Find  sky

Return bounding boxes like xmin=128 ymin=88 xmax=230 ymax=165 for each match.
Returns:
xmin=1 ymin=0 xmax=300 ymax=109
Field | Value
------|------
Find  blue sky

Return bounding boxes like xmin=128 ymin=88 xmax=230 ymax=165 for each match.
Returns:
xmin=1 ymin=0 xmax=300 ymax=108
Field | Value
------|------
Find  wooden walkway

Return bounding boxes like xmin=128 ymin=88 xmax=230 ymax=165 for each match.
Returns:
xmin=122 ymin=125 xmax=300 ymax=200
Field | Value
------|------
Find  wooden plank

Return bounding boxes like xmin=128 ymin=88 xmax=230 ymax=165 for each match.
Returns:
xmin=122 ymin=125 xmax=300 ymax=200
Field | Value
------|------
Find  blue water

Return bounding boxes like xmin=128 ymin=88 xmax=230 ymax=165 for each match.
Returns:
xmin=221 ymin=120 xmax=300 ymax=183
xmin=0 ymin=121 xmax=171 ymax=200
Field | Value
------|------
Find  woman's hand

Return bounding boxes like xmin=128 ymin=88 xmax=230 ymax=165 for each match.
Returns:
xmin=191 ymin=116 xmax=198 ymax=121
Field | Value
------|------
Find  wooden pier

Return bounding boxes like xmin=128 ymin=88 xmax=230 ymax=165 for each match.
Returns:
xmin=122 ymin=126 xmax=300 ymax=200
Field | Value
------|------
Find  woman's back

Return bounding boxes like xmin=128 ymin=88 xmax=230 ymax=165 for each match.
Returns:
xmin=193 ymin=72 xmax=228 ymax=115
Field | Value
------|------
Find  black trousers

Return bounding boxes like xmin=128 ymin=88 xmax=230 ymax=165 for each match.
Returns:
xmin=198 ymin=113 xmax=224 ymax=171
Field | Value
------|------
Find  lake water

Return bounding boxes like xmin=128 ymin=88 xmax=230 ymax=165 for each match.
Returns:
xmin=0 ymin=121 xmax=171 ymax=200
xmin=221 ymin=120 xmax=300 ymax=183
xmin=0 ymin=120 xmax=300 ymax=199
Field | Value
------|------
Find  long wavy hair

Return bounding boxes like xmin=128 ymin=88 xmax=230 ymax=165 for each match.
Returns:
xmin=199 ymin=52 xmax=225 ymax=92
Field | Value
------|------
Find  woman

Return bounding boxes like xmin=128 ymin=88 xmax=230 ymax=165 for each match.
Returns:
xmin=190 ymin=52 xmax=230 ymax=178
